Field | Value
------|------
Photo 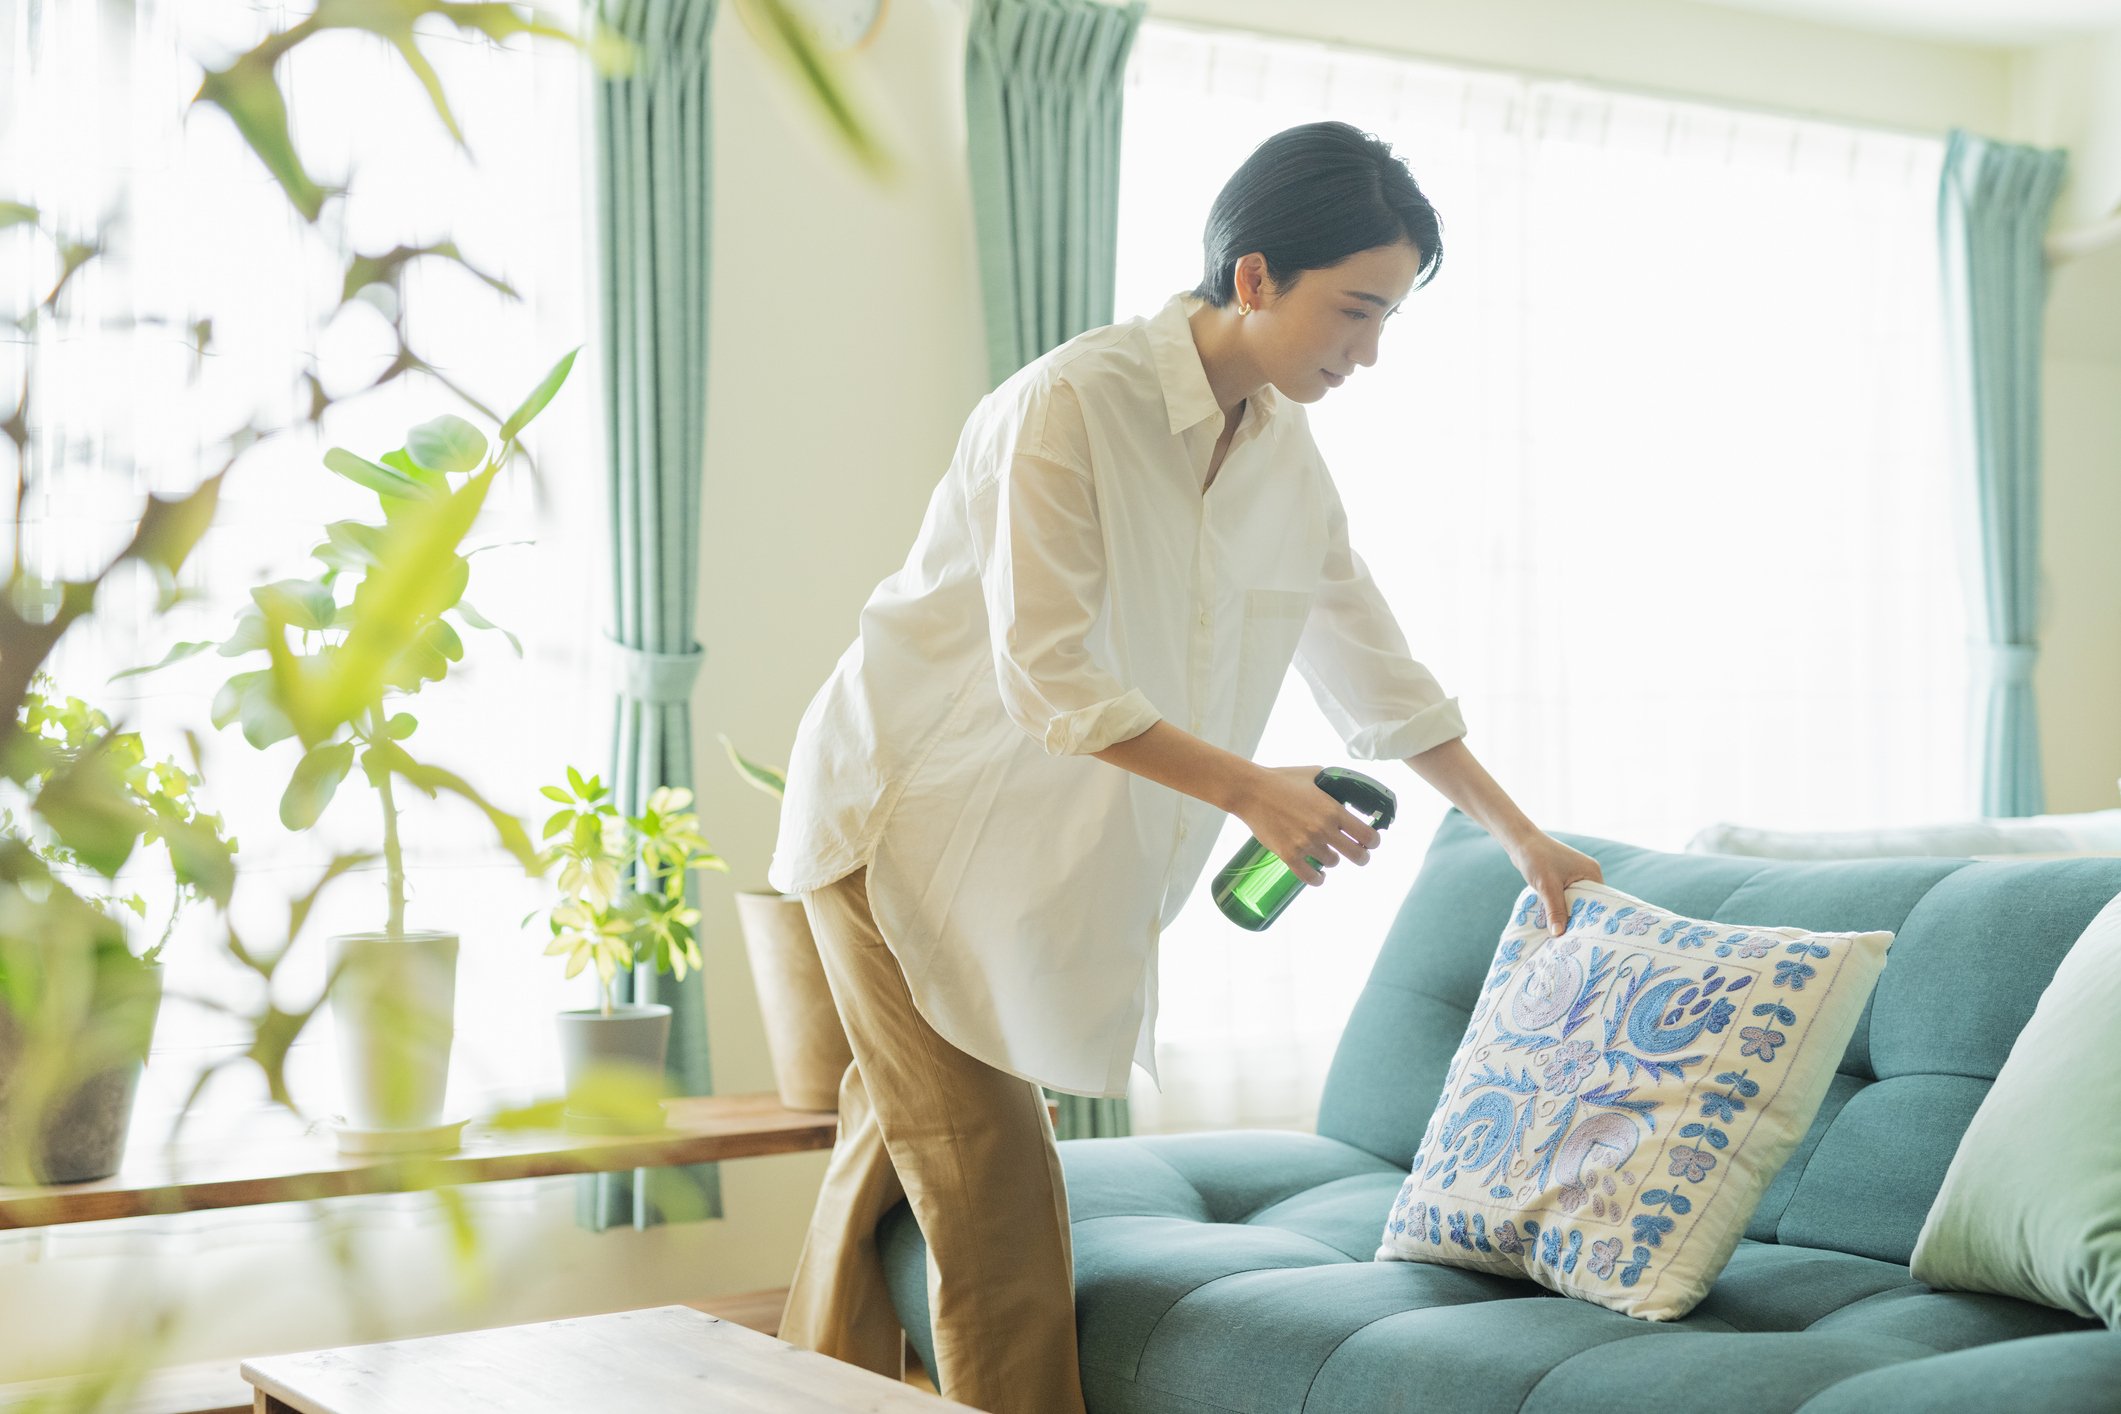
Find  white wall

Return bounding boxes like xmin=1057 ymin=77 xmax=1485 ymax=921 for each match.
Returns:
xmin=10 ymin=0 xmax=2115 ymax=1386
xmin=2014 ymin=30 xmax=2121 ymax=812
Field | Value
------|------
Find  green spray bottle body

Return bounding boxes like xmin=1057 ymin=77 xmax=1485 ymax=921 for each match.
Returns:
xmin=1211 ymin=767 xmax=1398 ymax=930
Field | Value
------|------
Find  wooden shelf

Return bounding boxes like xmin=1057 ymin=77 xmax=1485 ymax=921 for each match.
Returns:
xmin=0 ymin=1092 xmax=838 ymax=1230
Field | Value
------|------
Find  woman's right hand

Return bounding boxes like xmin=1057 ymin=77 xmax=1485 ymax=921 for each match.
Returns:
xmin=1231 ymin=765 xmax=1382 ymax=887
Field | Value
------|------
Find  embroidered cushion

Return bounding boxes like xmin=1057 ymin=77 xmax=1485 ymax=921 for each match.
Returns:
xmin=1375 ymin=880 xmax=1893 ymax=1321
xmin=1910 ymin=887 xmax=2121 ymax=1328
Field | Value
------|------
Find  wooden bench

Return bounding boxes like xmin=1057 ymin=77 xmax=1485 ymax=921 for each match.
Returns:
xmin=242 ymin=1306 xmax=971 ymax=1412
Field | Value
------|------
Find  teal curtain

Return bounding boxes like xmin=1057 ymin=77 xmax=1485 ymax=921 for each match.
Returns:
xmin=1937 ymin=130 xmax=2068 ymax=818
xmin=965 ymin=0 xmax=1144 ymax=1138
xmin=579 ymin=0 xmax=723 ymax=1231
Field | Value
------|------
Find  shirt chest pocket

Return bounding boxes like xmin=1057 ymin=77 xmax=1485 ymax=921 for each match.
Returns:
xmin=1233 ymin=587 xmax=1314 ymax=735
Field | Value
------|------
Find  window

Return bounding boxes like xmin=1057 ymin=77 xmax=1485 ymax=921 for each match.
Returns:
xmin=1116 ymin=20 xmax=1970 ymax=1133
xmin=2 ymin=1 xmax=605 ymax=1149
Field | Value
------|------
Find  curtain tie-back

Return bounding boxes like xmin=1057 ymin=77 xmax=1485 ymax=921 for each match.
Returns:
xmin=608 ymin=637 xmax=705 ymax=703
xmin=1984 ymin=641 xmax=2039 ymax=682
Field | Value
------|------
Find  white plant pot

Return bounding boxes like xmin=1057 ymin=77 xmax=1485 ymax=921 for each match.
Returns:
xmin=327 ymin=930 xmax=458 ymax=1131
xmin=733 ymin=890 xmax=852 ymax=1112
xmin=555 ymin=1003 xmax=672 ymax=1134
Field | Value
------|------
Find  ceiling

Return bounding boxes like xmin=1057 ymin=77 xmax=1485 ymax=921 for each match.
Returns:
xmin=1677 ymin=0 xmax=2121 ymax=46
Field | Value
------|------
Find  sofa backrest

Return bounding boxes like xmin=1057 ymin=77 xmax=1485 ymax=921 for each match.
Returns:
xmin=1316 ymin=809 xmax=2121 ymax=1266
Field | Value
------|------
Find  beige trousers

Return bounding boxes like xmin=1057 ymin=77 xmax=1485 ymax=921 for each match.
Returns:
xmin=777 ymin=866 xmax=1088 ymax=1414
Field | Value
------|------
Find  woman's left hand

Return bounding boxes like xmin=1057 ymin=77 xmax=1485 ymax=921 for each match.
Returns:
xmin=1508 ymin=832 xmax=1604 ymax=935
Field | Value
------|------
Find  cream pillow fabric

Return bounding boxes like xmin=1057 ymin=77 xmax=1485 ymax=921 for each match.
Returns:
xmin=1910 ymin=889 xmax=2121 ymax=1327
xmin=1375 ymin=881 xmax=1893 ymax=1321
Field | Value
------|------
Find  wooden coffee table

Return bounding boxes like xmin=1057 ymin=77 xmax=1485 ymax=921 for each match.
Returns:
xmin=240 ymin=1306 xmax=978 ymax=1412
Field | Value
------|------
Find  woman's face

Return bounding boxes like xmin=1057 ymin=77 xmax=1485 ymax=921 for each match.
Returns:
xmin=1236 ymin=241 xmax=1427 ymax=403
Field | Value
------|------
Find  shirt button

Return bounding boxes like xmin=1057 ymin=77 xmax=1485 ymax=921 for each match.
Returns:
xmin=1198 ymin=610 xmax=1210 ymax=627
xmin=1178 ymin=820 xmax=1189 ymax=839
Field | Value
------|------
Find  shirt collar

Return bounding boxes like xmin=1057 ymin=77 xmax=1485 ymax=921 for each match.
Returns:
xmin=1147 ymin=291 xmax=1283 ymax=436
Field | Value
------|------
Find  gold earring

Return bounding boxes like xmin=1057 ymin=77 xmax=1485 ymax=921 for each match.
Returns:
xmin=1238 ymin=299 xmax=1252 ymax=316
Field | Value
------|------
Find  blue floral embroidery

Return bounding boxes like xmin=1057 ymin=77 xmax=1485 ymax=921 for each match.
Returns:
xmin=1773 ymin=960 xmax=1816 ymax=990
xmin=1493 ymin=1220 xmax=1525 ymax=1256
xmin=1631 ymin=1214 xmax=1675 ymax=1247
xmin=1619 ymin=1245 xmax=1653 ymax=1287
xmin=1540 ymin=1225 xmax=1562 ymax=1266
xmin=1638 ymin=1187 xmax=1693 ymax=1216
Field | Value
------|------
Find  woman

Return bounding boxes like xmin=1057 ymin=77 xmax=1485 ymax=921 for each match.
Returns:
xmin=768 ymin=121 xmax=1602 ymax=1411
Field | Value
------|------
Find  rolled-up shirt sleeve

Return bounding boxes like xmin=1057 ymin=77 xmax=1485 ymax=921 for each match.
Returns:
xmin=970 ymin=381 xmax=1161 ymax=756
xmin=1293 ymin=468 xmax=1467 ymax=760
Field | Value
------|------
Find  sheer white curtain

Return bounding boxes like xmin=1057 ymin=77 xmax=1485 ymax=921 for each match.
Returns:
xmin=1 ymin=0 xmax=605 ymax=1169
xmin=1116 ymin=21 xmax=1971 ymax=1134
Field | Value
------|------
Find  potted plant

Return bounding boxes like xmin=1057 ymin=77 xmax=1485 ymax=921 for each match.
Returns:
xmin=720 ymin=735 xmax=852 ymax=1112
xmin=533 ymin=766 xmax=723 ymax=1131
xmin=129 ymin=366 xmax=569 ymax=1149
xmin=0 ymin=679 xmax=235 ymax=1184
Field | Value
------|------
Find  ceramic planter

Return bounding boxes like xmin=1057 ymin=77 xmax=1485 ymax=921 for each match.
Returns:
xmin=555 ymin=1002 xmax=672 ymax=1133
xmin=733 ymin=890 xmax=851 ymax=1111
xmin=326 ymin=929 xmax=458 ymax=1131
xmin=0 ymin=958 xmax=163 ymax=1185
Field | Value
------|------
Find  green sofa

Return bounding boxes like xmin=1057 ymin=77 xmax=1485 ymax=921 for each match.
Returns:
xmin=877 ymin=809 xmax=2121 ymax=1411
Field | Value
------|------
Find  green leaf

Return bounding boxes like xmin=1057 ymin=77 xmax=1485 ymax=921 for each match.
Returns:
xmin=736 ymin=0 xmax=893 ymax=181
xmin=386 ymin=712 xmax=417 ymax=740
xmin=250 ymin=578 xmax=337 ymax=632
xmin=719 ymin=733 xmax=787 ymax=799
xmin=498 ymin=346 xmax=579 ymax=445
xmin=542 ymin=807 xmax=573 ymax=841
xmin=33 ymin=749 xmax=151 ymax=877
xmin=109 ymin=640 xmax=215 ymax=682
xmin=274 ymin=463 xmax=500 ymax=741
xmin=539 ymin=785 xmax=572 ymax=804
xmin=192 ymin=37 xmax=330 ymax=222
xmin=454 ymin=600 xmax=522 ymax=656
xmin=380 ymin=449 xmax=449 ymax=495
xmin=211 ymin=671 xmax=267 ymax=730
xmin=406 ymin=414 xmax=487 ymax=476
xmin=238 ymin=682 xmax=298 ymax=749
xmin=435 ymin=554 xmax=470 ymax=614
xmin=324 ymin=446 xmax=430 ymax=500
xmin=428 ymin=619 xmax=464 ymax=663
xmin=566 ymin=764 xmax=589 ymax=796
xmin=280 ymin=740 xmax=355 ymax=829
xmin=0 ymin=201 xmax=38 ymax=232
xmin=317 ymin=520 xmax=388 ymax=571
xmin=210 ymin=667 xmax=298 ymax=748
xmin=219 ymin=606 xmax=268 ymax=657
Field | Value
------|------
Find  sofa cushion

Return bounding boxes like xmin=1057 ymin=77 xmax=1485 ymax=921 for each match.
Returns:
xmin=877 ymin=1130 xmax=2104 ymax=1413
xmin=1912 ymin=889 xmax=2121 ymax=1327
xmin=1376 ymin=881 xmax=1892 ymax=1320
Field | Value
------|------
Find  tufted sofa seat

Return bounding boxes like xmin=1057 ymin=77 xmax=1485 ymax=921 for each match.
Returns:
xmin=877 ymin=810 xmax=2121 ymax=1412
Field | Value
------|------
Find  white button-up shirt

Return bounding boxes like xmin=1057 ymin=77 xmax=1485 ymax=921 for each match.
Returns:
xmin=768 ymin=290 xmax=1466 ymax=1098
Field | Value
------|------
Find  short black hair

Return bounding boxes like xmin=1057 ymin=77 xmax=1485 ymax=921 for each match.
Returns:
xmin=1192 ymin=121 xmax=1444 ymax=308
